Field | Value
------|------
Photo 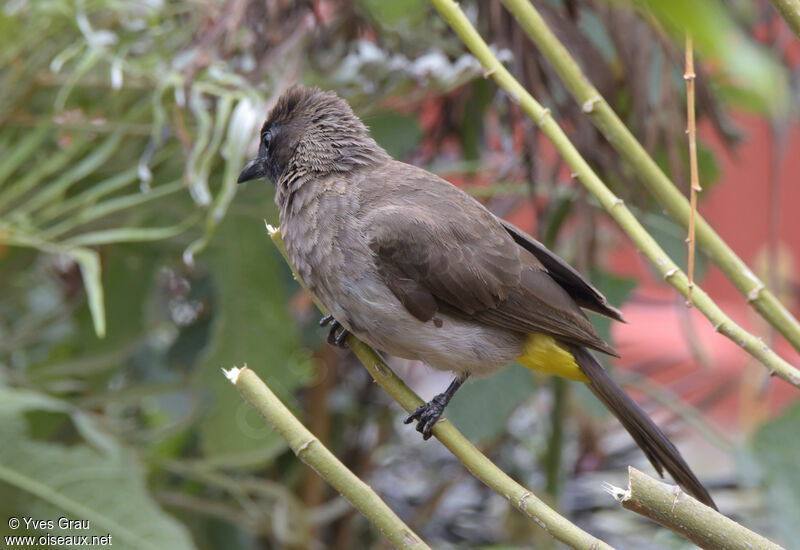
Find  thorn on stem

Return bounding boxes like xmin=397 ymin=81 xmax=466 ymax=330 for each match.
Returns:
xmin=747 ymin=283 xmax=765 ymax=303
xmin=581 ymin=96 xmax=601 ymax=113
xmin=536 ymin=108 xmax=551 ymax=126
xmin=671 ymin=485 xmax=682 ymax=513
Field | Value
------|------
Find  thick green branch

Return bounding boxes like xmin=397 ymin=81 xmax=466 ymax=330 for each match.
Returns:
xmin=500 ymin=0 xmax=800 ymax=352
xmin=429 ymin=0 xmax=800 ymax=389
xmin=269 ymin=227 xmax=615 ymax=550
xmin=610 ymin=467 xmax=785 ymax=550
xmin=769 ymin=0 xmax=800 ymax=40
xmin=223 ymin=365 xmax=430 ymax=550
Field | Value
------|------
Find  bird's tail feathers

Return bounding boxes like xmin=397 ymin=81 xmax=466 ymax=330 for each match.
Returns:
xmin=571 ymin=346 xmax=717 ymax=510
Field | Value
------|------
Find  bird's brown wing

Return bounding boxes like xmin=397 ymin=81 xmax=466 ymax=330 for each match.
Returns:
xmin=362 ymin=188 xmax=617 ymax=356
xmin=500 ymin=219 xmax=625 ymax=322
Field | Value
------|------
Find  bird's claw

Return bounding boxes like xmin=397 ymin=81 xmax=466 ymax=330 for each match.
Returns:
xmin=404 ymin=394 xmax=448 ymax=440
xmin=320 ymin=315 xmax=349 ymax=348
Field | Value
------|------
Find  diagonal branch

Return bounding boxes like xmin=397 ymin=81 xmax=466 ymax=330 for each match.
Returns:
xmin=428 ymin=0 xmax=800 ymax=389
xmin=609 ymin=467 xmax=785 ymax=550
xmin=500 ymin=0 xmax=800 ymax=353
xmin=223 ymin=365 xmax=431 ymax=550
xmin=769 ymin=0 xmax=800 ymax=40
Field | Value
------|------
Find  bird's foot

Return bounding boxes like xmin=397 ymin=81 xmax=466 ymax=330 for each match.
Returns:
xmin=319 ymin=314 xmax=349 ymax=348
xmin=404 ymin=393 xmax=449 ymax=440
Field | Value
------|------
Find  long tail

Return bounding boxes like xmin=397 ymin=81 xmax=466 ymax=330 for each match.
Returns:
xmin=571 ymin=345 xmax=717 ymax=509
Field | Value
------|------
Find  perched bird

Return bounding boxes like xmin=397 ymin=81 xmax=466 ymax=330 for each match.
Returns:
xmin=238 ymin=86 xmax=716 ymax=508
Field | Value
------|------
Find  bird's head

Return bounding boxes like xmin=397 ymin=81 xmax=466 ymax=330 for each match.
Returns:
xmin=238 ymin=86 xmax=387 ymax=187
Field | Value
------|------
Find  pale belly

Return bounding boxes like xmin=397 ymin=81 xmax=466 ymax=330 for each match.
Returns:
xmin=320 ymin=271 xmax=526 ymax=377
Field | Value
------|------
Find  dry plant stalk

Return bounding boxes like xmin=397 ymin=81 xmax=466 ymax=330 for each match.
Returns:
xmin=685 ymin=34 xmax=701 ymax=306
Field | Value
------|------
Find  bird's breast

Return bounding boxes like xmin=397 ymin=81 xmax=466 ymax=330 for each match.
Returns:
xmin=279 ymin=181 xmax=370 ymax=316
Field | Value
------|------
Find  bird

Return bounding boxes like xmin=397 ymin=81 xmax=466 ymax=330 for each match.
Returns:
xmin=237 ymin=85 xmax=716 ymax=509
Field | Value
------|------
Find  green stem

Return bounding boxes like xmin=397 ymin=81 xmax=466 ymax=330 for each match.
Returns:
xmin=768 ymin=0 xmax=800 ymax=40
xmin=613 ymin=467 xmax=785 ymax=549
xmin=428 ymin=0 xmax=800 ymax=389
xmin=269 ymin=227 xmax=616 ymax=550
xmin=544 ymin=377 xmax=567 ymax=498
xmin=501 ymin=0 xmax=800 ymax=353
xmin=224 ymin=366 xmax=430 ymax=550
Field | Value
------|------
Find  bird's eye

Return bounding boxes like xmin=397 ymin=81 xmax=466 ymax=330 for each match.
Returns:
xmin=261 ymin=129 xmax=272 ymax=149
xmin=258 ymin=129 xmax=272 ymax=158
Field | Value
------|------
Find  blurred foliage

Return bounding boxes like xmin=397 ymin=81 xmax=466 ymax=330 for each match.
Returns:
xmin=0 ymin=387 xmax=194 ymax=549
xmin=749 ymin=402 xmax=800 ymax=549
xmin=0 ymin=0 xmax=798 ymax=548
xmin=631 ymin=0 xmax=791 ymax=117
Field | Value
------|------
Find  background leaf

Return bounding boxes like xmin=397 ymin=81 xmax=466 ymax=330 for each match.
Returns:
xmin=748 ymin=401 xmax=800 ymax=549
xmin=194 ymin=186 xmax=311 ymax=459
xmin=0 ymin=387 xmax=195 ymax=550
xmin=447 ymin=364 xmax=536 ymax=443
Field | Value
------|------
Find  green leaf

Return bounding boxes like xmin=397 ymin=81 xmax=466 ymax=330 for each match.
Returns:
xmin=0 ymin=387 xmax=195 ymax=550
xmin=183 ymin=96 xmax=260 ymax=262
xmin=62 ymin=216 xmax=196 ymax=247
xmin=748 ymin=401 xmax=800 ymax=548
xmin=68 ymin=247 xmax=106 ymax=338
xmin=0 ymin=123 xmax=50 ymax=185
xmin=16 ymin=124 xmax=127 ymax=217
xmin=357 ymin=0 xmax=426 ymax=28
xmin=49 ymin=180 xmax=184 ymax=236
xmin=37 ymin=167 xmax=140 ymax=223
xmin=587 ymin=269 xmax=637 ymax=346
xmin=459 ymin=79 xmax=492 ymax=162
xmin=0 ymin=132 xmax=91 ymax=212
xmin=632 ymin=0 xmax=790 ymax=117
xmin=578 ymin=10 xmax=616 ymax=63
xmin=447 ymin=363 xmax=536 ymax=443
xmin=194 ymin=187 xmax=311 ymax=458
xmin=0 ymin=230 xmax=106 ymax=338
xmin=69 ymin=242 xmax=164 ymax=350
xmin=364 ymin=109 xmax=422 ymax=160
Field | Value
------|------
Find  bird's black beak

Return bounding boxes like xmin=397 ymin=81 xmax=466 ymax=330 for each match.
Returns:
xmin=237 ymin=157 xmax=267 ymax=184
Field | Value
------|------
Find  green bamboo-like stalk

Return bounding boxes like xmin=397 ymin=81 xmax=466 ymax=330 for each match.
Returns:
xmin=428 ymin=0 xmax=800 ymax=389
xmin=269 ymin=226 xmax=616 ymax=550
xmin=610 ymin=467 xmax=785 ymax=550
xmin=769 ymin=0 xmax=800 ymax=39
xmin=501 ymin=0 xmax=800 ymax=352
xmin=223 ymin=365 xmax=431 ymax=550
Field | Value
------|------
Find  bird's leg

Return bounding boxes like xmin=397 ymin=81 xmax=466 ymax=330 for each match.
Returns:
xmin=404 ymin=373 xmax=470 ymax=440
xmin=319 ymin=314 xmax=350 ymax=348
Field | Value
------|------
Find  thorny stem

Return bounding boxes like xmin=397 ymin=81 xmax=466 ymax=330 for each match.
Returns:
xmin=684 ymin=34 xmax=700 ymax=306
